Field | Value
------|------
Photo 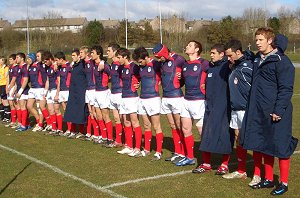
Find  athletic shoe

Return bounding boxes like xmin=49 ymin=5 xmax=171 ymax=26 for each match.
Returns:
xmin=75 ymin=133 xmax=86 ymax=139
xmin=192 ymin=164 xmax=212 ymax=173
xmin=32 ymin=124 xmax=43 ymax=132
xmin=63 ymin=130 xmax=71 ymax=137
xmin=56 ymin=130 xmax=64 ymax=136
xmin=151 ymin=152 xmax=162 ymax=161
xmin=5 ymin=122 xmax=15 ymax=128
xmin=215 ymin=165 xmax=229 ymax=175
xmin=251 ymin=179 xmax=274 ymax=189
xmin=248 ymin=175 xmax=261 ymax=187
xmin=270 ymin=183 xmax=288 ymax=196
xmin=42 ymin=125 xmax=52 ymax=132
xmin=15 ymin=126 xmax=27 ymax=132
xmin=139 ymin=150 xmax=151 ymax=157
xmin=175 ymin=157 xmax=196 ymax=166
xmin=85 ymin=135 xmax=96 ymax=141
xmin=117 ymin=147 xmax=133 ymax=154
xmin=172 ymin=155 xmax=186 ymax=164
xmin=67 ymin=132 xmax=78 ymax=139
xmin=165 ymin=153 xmax=177 ymax=161
xmin=48 ymin=130 xmax=58 ymax=135
xmin=222 ymin=171 xmax=247 ymax=179
xmin=11 ymin=123 xmax=20 ymax=129
xmin=2 ymin=118 xmax=10 ymax=123
xmin=128 ymin=149 xmax=141 ymax=157
xmin=105 ymin=141 xmax=123 ymax=148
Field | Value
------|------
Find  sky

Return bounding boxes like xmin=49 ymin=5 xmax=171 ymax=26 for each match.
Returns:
xmin=0 ymin=0 xmax=299 ymax=23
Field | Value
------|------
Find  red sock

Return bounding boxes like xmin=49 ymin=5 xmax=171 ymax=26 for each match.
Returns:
xmin=221 ymin=154 xmax=230 ymax=167
xmin=202 ymin=151 xmax=211 ymax=165
xmin=21 ymin=110 xmax=28 ymax=127
xmin=92 ymin=119 xmax=99 ymax=137
xmin=184 ymin=135 xmax=194 ymax=159
xmin=36 ymin=118 xmax=40 ymax=125
xmin=11 ymin=109 xmax=17 ymax=123
xmin=115 ymin=123 xmax=123 ymax=144
xmin=134 ymin=126 xmax=142 ymax=149
xmin=17 ymin=109 xmax=22 ymax=124
xmin=106 ymin=121 xmax=113 ymax=141
xmin=279 ymin=158 xmax=290 ymax=184
xmin=178 ymin=129 xmax=186 ymax=156
xmin=86 ymin=115 xmax=92 ymax=135
xmin=71 ymin=123 xmax=76 ymax=132
xmin=144 ymin=130 xmax=152 ymax=151
xmin=98 ymin=120 xmax=106 ymax=139
xmin=56 ymin=114 xmax=63 ymax=131
xmin=236 ymin=145 xmax=247 ymax=173
xmin=67 ymin=122 xmax=72 ymax=131
xmin=79 ymin=124 xmax=85 ymax=134
xmin=50 ymin=114 xmax=57 ymax=130
xmin=253 ymin=151 xmax=262 ymax=177
xmin=155 ymin=132 xmax=164 ymax=154
xmin=42 ymin=109 xmax=51 ymax=125
xmin=264 ymin=154 xmax=274 ymax=181
xmin=124 ymin=126 xmax=133 ymax=148
xmin=172 ymin=129 xmax=181 ymax=155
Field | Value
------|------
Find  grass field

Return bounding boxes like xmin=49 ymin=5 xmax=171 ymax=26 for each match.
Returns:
xmin=1 ymin=69 xmax=300 ymax=198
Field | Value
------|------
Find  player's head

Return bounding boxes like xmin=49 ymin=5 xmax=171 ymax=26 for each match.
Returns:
xmin=107 ymin=43 xmax=120 ymax=59
xmin=41 ymin=51 xmax=54 ymax=66
xmin=91 ymin=45 xmax=104 ymax=61
xmin=8 ymin=54 xmax=16 ymax=65
xmin=132 ymin=47 xmax=149 ymax=66
xmin=210 ymin=44 xmax=225 ymax=63
xmin=80 ymin=46 xmax=90 ymax=59
xmin=116 ymin=48 xmax=130 ymax=65
xmin=224 ymin=39 xmax=243 ymax=64
xmin=16 ymin=52 xmax=26 ymax=64
xmin=152 ymin=43 xmax=169 ymax=62
xmin=54 ymin=51 xmax=66 ymax=66
xmin=36 ymin=50 xmax=44 ymax=63
xmin=255 ymin=27 xmax=275 ymax=54
xmin=185 ymin=40 xmax=202 ymax=56
xmin=71 ymin=48 xmax=80 ymax=63
xmin=27 ymin=52 xmax=36 ymax=65
xmin=0 ymin=56 xmax=7 ymax=66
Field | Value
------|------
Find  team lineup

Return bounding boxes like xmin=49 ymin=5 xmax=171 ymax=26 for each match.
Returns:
xmin=0 ymin=27 xmax=297 ymax=196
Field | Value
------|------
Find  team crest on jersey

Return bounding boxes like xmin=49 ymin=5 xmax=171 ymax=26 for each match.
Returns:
xmin=33 ymin=68 xmax=36 ymax=72
xmin=208 ymin=73 xmax=212 ymax=77
xmin=254 ymin=58 xmax=259 ymax=63
xmin=234 ymin=77 xmax=238 ymax=84
xmin=87 ymin=64 xmax=90 ymax=68
xmin=63 ymin=68 xmax=66 ymax=72
xmin=168 ymin=61 xmax=172 ymax=67
xmin=147 ymin=67 xmax=152 ymax=72
xmin=51 ymin=70 xmax=53 ymax=74
xmin=243 ymin=63 xmax=247 ymax=66
xmin=193 ymin=65 xmax=198 ymax=71
xmin=183 ymin=67 xmax=187 ymax=71
xmin=126 ymin=69 xmax=129 ymax=74
xmin=18 ymin=69 xmax=21 ymax=73
xmin=115 ymin=65 xmax=118 ymax=70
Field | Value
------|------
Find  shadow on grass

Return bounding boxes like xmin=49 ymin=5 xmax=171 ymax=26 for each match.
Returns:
xmin=0 ymin=162 xmax=32 ymax=195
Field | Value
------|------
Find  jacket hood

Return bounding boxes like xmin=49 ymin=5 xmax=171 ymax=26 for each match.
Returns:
xmin=274 ymin=34 xmax=288 ymax=53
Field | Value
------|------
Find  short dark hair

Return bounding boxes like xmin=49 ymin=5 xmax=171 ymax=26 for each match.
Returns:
xmin=72 ymin=48 xmax=80 ymax=55
xmin=42 ymin=51 xmax=54 ymax=61
xmin=91 ymin=45 xmax=107 ymax=61
xmin=37 ymin=49 xmax=45 ymax=54
xmin=116 ymin=48 xmax=130 ymax=59
xmin=54 ymin=51 xmax=66 ymax=60
xmin=132 ymin=47 xmax=149 ymax=61
xmin=108 ymin=43 xmax=120 ymax=52
xmin=211 ymin=44 xmax=225 ymax=53
xmin=0 ymin=56 xmax=7 ymax=65
xmin=9 ymin=54 xmax=16 ymax=60
xmin=188 ymin=40 xmax=202 ymax=55
xmin=224 ymin=39 xmax=242 ymax=52
xmin=16 ymin=52 xmax=26 ymax=60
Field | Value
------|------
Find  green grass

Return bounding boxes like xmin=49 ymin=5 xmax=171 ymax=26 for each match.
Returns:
xmin=1 ymin=69 xmax=300 ymax=198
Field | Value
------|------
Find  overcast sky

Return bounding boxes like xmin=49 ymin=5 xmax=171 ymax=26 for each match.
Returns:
xmin=0 ymin=0 xmax=299 ymax=23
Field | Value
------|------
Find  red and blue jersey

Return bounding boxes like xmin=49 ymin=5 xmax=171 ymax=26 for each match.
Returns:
xmin=28 ymin=61 xmax=45 ymax=88
xmin=39 ymin=62 xmax=48 ymax=86
xmin=182 ymin=57 xmax=209 ymax=100
xmin=8 ymin=64 xmax=19 ymax=84
xmin=46 ymin=65 xmax=58 ymax=90
xmin=59 ymin=61 xmax=72 ymax=91
xmin=139 ymin=58 xmax=161 ymax=99
xmin=110 ymin=61 xmax=123 ymax=94
xmin=94 ymin=61 xmax=110 ymax=91
xmin=121 ymin=61 xmax=140 ymax=98
xmin=84 ymin=58 xmax=96 ymax=90
xmin=16 ymin=63 xmax=30 ymax=94
xmin=160 ymin=53 xmax=185 ymax=98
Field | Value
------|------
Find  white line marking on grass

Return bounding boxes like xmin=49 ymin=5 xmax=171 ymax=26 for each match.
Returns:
xmin=103 ymin=150 xmax=300 ymax=189
xmin=0 ymin=144 xmax=126 ymax=198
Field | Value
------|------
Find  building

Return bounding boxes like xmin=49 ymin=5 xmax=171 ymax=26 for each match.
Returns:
xmin=99 ymin=19 xmax=120 ymax=29
xmin=0 ymin=19 xmax=11 ymax=31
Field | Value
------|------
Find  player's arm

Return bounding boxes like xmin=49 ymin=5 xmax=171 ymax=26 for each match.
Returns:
xmin=44 ymin=76 xmax=49 ymax=98
xmin=16 ymin=77 xmax=29 ymax=98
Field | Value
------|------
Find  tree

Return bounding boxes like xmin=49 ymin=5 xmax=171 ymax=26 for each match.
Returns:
xmin=83 ymin=20 xmax=105 ymax=46
xmin=268 ymin=17 xmax=280 ymax=34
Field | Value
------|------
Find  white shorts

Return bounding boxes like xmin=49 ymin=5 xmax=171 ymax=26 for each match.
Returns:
xmin=7 ymin=86 xmax=16 ymax=100
xmin=85 ymin=89 xmax=95 ymax=106
xmin=160 ymin=97 xmax=183 ymax=114
xmin=94 ymin=89 xmax=111 ymax=109
xmin=59 ymin=90 xmax=69 ymax=103
xmin=180 ymin=99 xmax=205 ymax=122
xmin=19 ymin=93 xmax=28 ymax=100
xmin=109 ymin=92 xmax=122 ymax=110
xmin=230 ymin=110 xmax=245 ymax=129
xmin=138 ymin=97 xmax=161 ymax=116
xmin=119 ymin=97 xmax=139 ymax=115
xmin=46 ymin=89 xmax=58 ymax=104
xmin=28 ymin=88 xmax=44 ymax=100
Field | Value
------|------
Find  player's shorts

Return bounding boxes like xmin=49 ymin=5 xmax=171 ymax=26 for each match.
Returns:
xmin=94 ymin=89 xmax=111 ymax=109
xmin=46 ymin=89 xmax=58 ymax=104
xmin=85 ymin=89 xmax=95 ymax=106
xmin=160 ymin=97 xmax=183 ymax=114
xmin=18 ymin=93 xmax=28 ymax=100
xmin=138 ymin=97 xmax=161 ymax=116
xmin=59 ymin=90 xmax=69 ymax=103
xmin=28 ymin=88 xmax=44 ymax=100
xmin=230 ymin=110 xmax=245 ymax=129
xmin=7 ymin=86 xmax=16 ymax=101
xmin=180 ymin=99 xmax=205 ymax=123
xmin=119 ymin=97 xmax=139 ymax=115
xmin=0 ymin=85 xmax=7 ymax=99
xmin=109 ymin=92 xmax=122 ymax=110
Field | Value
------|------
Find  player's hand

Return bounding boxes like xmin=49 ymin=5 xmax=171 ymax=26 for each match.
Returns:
xmin=201 ymin=84 xmax=205 ymax=90
xmin=98 ymin=60 xmax=105 ymax=71
xmin=16 ymin=93 xmax=21 ymax=99
xmin=54 ymin=95 xmax=59 ymax=102
xmin=270 ymin=113 xmax=281 ymax=122
xmin=176 ymin=72 xmax=181 ymax=80
xmin=133 ymin=82 xmax=140 ymax=89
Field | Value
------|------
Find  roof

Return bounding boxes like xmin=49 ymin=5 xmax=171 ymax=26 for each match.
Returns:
xmin=13 ymin=17 xmax=88 ymax=28
xmin=0 ymin=19 xmax=11 ymax=28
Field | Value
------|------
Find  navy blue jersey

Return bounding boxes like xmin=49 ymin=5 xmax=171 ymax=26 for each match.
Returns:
xmin=59 ymin=62 xmax=72 ymax=91
xmin=110 ymin=61 xmax=123 ymax=94
xmin=121 ymin=61 xmax=140 ymax=98
xmin=39 ymin=62 xmax=48 ymax=86
xmin=84 ymin=58 xmax=96 ymax=90
xmin=94 ymin=61 xmax=110 ymax=91
xmin=139 ymin=58 xmax=161 ymax=99
xmin=28 ymin=61 xmax=45 ymax=88
xmin=46 ymin=65 xmax=58 ymax=90
xmin=160 ymin=53 xmax=185 ymax=98
xmin=16 ymin=63 xmax=30 ymax=94
xmin=182 ymin=57 xmax=209 ymax=100
xmin=8 ymin=64 xmax=18 ymax=84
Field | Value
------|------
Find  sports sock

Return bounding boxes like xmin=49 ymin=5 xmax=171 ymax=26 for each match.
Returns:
xmin=172 ymin=128 xmax=181 ymax=154
xmin=155 ymin=132 xmax=164 ymax=154
xmin=11 ymin=109 xmax=17 ymax=123
xmin=202 ymin=151 xmax=211 ymax=165
xmin=0 ymin=103 xmax=4 ymax=119
xmin=253 ymin=151 xmax=262 ymax=177
xmin=4 ymin=105 xmax=11 ymax=120
xmin=236 ymin=145 xmax=247 ymax=173
xmin=56 ymin=114 xmax=63 ymax=131
xmin=279 ymin=158 xmax=290 ymax=184
xmin=17 ymin=109 xmax=22 ymax=124
xmin=144 ymin=130 xmax=152 ymax=151
xmin=42 ymin=109 xmax=51 ymax=125
xmin=134 ymin=126 xmax=142 ymax=149
xmin=221 ymin=154 xmax=230 ymax=167
xmin=21 ymin=109 xmax=28 ymax=127
xmin=67 ymin=122 xmax=72 ymax=131
xmin=264 ymin=154 xmax=274 ymax=181
xmin=79 ymin=124 xmax=85 ymax=134
xmin=106 ymin=121 xmax=113 ymax=141
xmin=98 ymin=120 xmax=106 ymax=139
xmin=71 ymin=123 xmax=76 ymax=133
xmin=184 ymin=135 xmax=194 ymax=159
xmin=178 ymin=129 xmax=186 ymax=156
xmin=124 ymin=126 xmax=133 ymax=148
xmin=115 ymin=123 xmax=123 ymax=144
xmin=50 ymin=114 xmax=57 ymax=130
xmin=86 ymin=115 xmax=92 ymax=135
